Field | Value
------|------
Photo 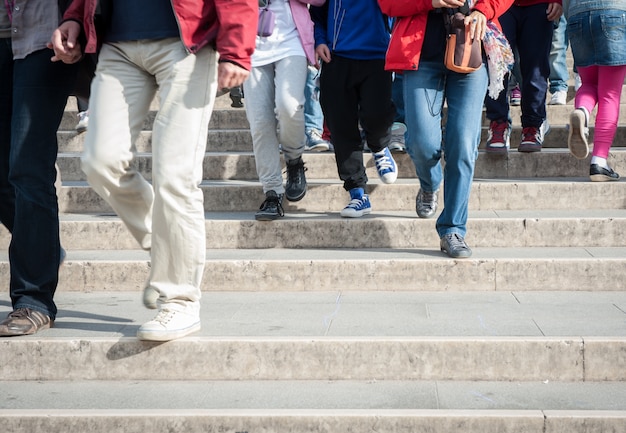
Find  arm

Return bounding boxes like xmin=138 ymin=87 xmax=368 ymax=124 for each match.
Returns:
xmin=213 ymin=0 xmax=258 ymax=74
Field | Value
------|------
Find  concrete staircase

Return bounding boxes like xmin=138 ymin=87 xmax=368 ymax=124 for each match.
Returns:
xmin=1 ymin=74 xmax=626 ymax=432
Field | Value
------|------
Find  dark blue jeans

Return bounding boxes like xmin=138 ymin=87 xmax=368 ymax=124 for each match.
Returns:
xmin=0 ymin=40 xmax=77 ymax=319
xmin=485 ymin=4 xmax=554 ymax=128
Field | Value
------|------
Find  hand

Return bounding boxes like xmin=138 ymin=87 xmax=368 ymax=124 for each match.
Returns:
xmin=48 ymin=21 xmax=82 ymax=63
xmin=316 ymin=44 xmax=331 ymax=64
xmin=546 ymin=3 xmax=563 ymax=21
xmin=217 ymin=61 xmax=250 ymax=91
xmin=464 ymin=11 xmax=487 ymax=40
xmin=432 ymin=0 xmax=465 ymax=8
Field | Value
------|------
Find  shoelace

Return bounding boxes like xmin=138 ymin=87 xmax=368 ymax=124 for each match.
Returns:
xmin=418 ymin=191 xmax=436 ymax=208
xmin=152 ymin=309 xmax=176 ymax=325
xmin=522 ymin=127 xmax=538 ymax=142
xmin=346 ymin=197 xmax=366 ymax=210
xmin=490 ymin=122 xmax=508 ymax=142
xmin=286 ymin=161 xmax=307 ymax=182
xmin=374 ymin=153 xmax=394 ymax=172
xmin=260 ymin=196 xmax=284 ymax=216
xmin=446 ymin=233 xmax=468 ymax=250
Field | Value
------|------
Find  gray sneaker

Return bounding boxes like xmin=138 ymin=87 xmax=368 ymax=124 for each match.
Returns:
xmin=440 ymin=233 xmax=472 ymax=258
xmin=415 ymin=189 xmax=438 ymax=218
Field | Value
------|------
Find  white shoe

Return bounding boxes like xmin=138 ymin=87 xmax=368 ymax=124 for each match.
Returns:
xmin=548 ymin=90 xmax=567 ymax=105
xmin=75 ymin=110 xmax=89 ymax=133
xmin=574 ymin=73 xmax=582 ymax=91
xmin=143 ymin=286 xmax=159 ymax=309
xmin=568 ymin=107 xmax=590 ymax=160
xmin=137 ymin=307 xmax=201 ymax=341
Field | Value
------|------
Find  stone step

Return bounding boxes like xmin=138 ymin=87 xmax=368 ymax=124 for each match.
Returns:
xmin=3 ymin=408 xmax=626 ymax=433
xmin=1 ymin=247 xmax=625 ymax=292
xmin=54 ymin=148 xmax=626 ymax=182
xmin=2 ymin=381 xmax=625 ymax=433
xmin=1 ymin=210 xmax=625 ymax=251
xmin=56 ymin=123 xmax=626 ymax=154
xmin=1 ymin=291 xmax=625 ymax=380
xmin=53 ymin=177 xmax=626 ymax=214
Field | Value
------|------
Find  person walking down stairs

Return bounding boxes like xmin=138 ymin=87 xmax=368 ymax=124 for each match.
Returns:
xmin=311 ymin=0 xmax=398 ymax=219
xmin=245 ymin=0 xmax=324 ymax=221
xmin=0 ymin=0 xmax=78 ymax=337
xmin=51 ymin=0 xmax=258 ymax=341
xmin=566 ymin=0 xmax=626 ymax=181
xmin=380 ymin=0 xmax=513 ymax=258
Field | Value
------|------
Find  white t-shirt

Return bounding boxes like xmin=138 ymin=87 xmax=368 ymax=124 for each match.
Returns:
xmin=252 ymin=0 xmax=305 ymax=67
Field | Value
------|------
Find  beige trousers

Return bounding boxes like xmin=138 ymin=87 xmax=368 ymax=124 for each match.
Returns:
xmin=82 ymin=38 xmax=217 ymax=312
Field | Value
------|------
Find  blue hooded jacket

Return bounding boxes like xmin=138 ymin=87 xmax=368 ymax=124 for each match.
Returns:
xmin=310 ymin=0 xmax=390 ymax=60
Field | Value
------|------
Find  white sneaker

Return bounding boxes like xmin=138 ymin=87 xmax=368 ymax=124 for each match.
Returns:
xmin=75 ymin=110 xmax=89 ymax=133
xmin=388 ymin=122 xmax=407 ymax=153
xmin=568 ymin=107 xmax=590 ymax=160
xmin=548 ymin=90 xmax=567 ymax=105
xmin=137 ymin=307 xmax=201 ymax=341
xmin=574 ymin=73 xmax=582 ymax=91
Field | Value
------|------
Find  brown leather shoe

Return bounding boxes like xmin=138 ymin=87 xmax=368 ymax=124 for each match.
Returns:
xmin=0 ymin=308 xmax=53 ymax=336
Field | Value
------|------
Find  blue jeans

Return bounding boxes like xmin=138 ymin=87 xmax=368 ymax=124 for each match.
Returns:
xmin=549 ymin=14 xmax=570 ymax=93
xmin=0 ymin=41 xmax=77 ymax=319
xmin=304 ymin=65 xmax=323 ymax=132
xmin=403 ymin=61 xmax=488 ymax=238
xmin=568 ymin=9 xmax=626 ymax=67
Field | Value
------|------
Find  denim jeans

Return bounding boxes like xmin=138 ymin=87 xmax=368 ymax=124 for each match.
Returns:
xmin=568 ymin=9 xmax=626 ymax=67
xmin=549 ymin=14 xmax=570 ymax=93
xmin=304 ymin=65 xmax=323 ymax=133
xmin=0 ymin=41 xmax=77 ymax=319
xmin=403 ymin=61 xmax=488 ymax=238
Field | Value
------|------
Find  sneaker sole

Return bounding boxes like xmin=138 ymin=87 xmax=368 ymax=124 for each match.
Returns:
xmin=136 ymin=321 xmax=201 ymax=341
xmin=485 ymin=144 xmax=509 ymax=154
xmin=589 ymin=174 xmax=620 ymax=182
xmin=568 ymin=111 xmax=589 ymax=160
xmin=255 ymin=214 xmax=282 ymax=221
xmin=340 ymin=208 xmax=372 ymax=218
xmin=440 ymin=246 xmax=472 ymax=258
xmin=306 ymin=143 xmax=330 ymax=152
xmin=518 ymin=143 xmax=542 ymax=153
xmin=285 ymin=187 xmax=307 ymax=202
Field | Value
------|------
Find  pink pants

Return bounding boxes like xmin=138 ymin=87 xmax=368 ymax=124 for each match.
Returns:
xmin=575 ymin=65 xmax=626 ymax=159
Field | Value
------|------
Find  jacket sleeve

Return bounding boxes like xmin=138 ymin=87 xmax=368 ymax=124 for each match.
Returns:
xmin=378 ymin=0 xmax=433 ymax=17
xmin=214 ymin=0 xmax=258 ymax=70
xmin=473 ymin=0 xmax=515 ymax=21
xmin=310 ymin=2 xmax=328 ymax=47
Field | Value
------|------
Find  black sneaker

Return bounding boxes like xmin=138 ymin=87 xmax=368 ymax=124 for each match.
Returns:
xmin=440 ymin=233 xmax=472 ymax=258
xmin=255 ymin=190 xmax=284 ymax=221
xmin=285 ymin=156 xmax=307 ymax=202
xmin=415 ymin=189 xmax=438 ymax=218
xmin=589 ymin=164 xmax=620 ymax=182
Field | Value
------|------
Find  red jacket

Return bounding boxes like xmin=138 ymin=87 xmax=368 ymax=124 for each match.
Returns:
xmin=63 ymin=0 xmax=258 ymax=70
xmin=378 ymin=0 xmax=514 ymax=72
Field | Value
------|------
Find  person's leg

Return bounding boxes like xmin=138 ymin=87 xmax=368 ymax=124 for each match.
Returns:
xmin=275 ymin=56 xmax=307 ymax=161
xmin=319 ymin=56 xmax=366 ymax=192
xmin=0 ymin=39 xmax=14 ymax=232
xmin=81 ymin=42 xmax=157 ymax=250
xmin=7 ymin=48 xmax=77 ymax=320
xmin=392 ymin=72 xmax=404 ymax=123
xmin=517 ymin=4 xmax=553 ymax=128
xmin=358 ymin=58 xmax=395 ymax=154
xmin=437 ymin=66 xmax=489 ymax=239
xmin=146 ymin=38 xmax=217 ymax=313
xmin=304 ymin=65 xmax=323 ymax=133
xmin=402 ymin=62 xmax=445 ymax=196
xmin=548 ymin=15 xmax=569 ymax=97
xmin=484 ymin=8 xmax=515 ymax=123
xmin=591 ymin=65 xmax=626 ymax=159
xmin=243 ymin=63 xmax=283 ymax=194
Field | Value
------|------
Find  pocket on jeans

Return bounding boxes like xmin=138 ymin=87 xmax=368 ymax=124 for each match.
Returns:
xmin=599 ymin=12 xmax=626 ymax=42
